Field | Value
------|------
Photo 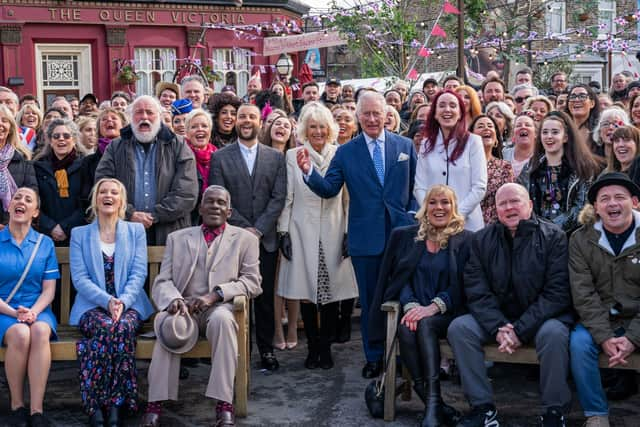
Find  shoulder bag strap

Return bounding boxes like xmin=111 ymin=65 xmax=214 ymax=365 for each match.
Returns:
xmin=4 ymin=233 xmax=44 ymax=305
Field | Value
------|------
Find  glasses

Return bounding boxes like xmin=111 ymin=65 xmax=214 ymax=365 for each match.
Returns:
xmin=568 ymin=93 xmax=589 ymax=101
xmin=515 ymin=96 xmax=530 ymax=104
xmin=600 ymin=121 xmax=621 ymax=128
xmin=553 ymin=79 xmax=567 ymax=84
xmin=51 ymin=132 xmax=72 ymax=140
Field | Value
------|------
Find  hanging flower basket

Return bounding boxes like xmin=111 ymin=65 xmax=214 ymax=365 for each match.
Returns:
xmin=117 ymin=65 xmax=138 ymax=85
xmin=578 ymin=12 xmax=590 ymax=22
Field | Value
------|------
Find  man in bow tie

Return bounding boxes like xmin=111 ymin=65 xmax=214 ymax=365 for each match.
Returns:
xmin=296 ymin=90 xmax=417 ymax=378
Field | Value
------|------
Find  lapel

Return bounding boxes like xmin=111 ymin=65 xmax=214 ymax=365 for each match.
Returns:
xmin=230 ymin=143 xmax=253 ymax=190
xmin=384 ymin=130 xmax=398 ymax=181
xmin=88 ymin=221 xmax=106 ymax=288
xmin=209 ymin=225 xmax=237 ymax=272
xmin=113 ymin=220 xmax=128 ymax=293
xmin=355 ymin=135 xmax=382 ymax=188
xmin=251 ymin=144 xmax=263 ymax=185
xmin=182 ymin=227 xmax=203 ymax=289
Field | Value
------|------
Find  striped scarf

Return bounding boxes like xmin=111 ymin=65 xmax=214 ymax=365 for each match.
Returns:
xmin=0 ymin=143 xmax=17 ymax=211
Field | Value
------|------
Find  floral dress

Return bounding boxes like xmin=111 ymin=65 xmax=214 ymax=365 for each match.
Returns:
xmin=481 ymin=157 xmax=515 ymax=225
xmin=76 ymin=252 xmax=143 ymax=416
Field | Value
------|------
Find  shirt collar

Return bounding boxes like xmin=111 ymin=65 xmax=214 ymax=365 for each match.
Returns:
xmin=0 ymin=227 xmax=38 ymax=244
xmin=238 ymin=141 xmax=258 ymax=154
xmin=363 ymin=131 xmax=386 ymax=145
xmin=201 ymin=223 xmax=226 ymax=247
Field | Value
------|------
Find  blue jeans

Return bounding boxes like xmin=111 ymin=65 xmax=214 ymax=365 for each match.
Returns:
xmin=570 ymin=324 xmax=609 ymax=416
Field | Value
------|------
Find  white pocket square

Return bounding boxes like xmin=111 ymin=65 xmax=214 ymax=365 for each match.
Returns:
xmin=397 ymin=152 xmax=409 ymax=162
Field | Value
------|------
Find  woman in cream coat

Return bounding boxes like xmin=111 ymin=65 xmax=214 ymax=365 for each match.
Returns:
xmin=277 ymin=101 xmax=358 ymax=370
xmin=414 ymin=90 xmax=487 ymax=231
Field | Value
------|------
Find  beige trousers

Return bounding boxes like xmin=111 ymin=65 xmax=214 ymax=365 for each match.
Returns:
xmin=147 ymin=302 xmax=238 ymax=403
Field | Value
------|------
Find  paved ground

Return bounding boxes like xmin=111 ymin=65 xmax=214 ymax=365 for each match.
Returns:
xmin=1 ymin=319 xmax=639 ymax=427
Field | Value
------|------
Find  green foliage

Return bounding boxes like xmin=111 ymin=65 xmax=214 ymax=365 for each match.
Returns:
xmin=533 ymin=59 xmax=574 ymax=91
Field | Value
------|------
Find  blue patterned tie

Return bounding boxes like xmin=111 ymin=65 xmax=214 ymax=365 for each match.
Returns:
xmin=372 ymin=139 xmax=384 ymax=186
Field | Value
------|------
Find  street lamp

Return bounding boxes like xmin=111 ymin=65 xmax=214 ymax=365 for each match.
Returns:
xmin=275 ymin=53 xmax=293 ymax=80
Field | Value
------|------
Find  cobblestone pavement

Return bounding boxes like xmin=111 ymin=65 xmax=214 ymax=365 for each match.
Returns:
xmin=1 ymin=321 xmax=639 ymax=426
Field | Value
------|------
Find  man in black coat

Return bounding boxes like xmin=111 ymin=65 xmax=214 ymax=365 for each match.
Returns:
xmin=209 ymin=103 xmax=286 ymax=371
xmin=447 ymin=183 xmax=573 ymax=427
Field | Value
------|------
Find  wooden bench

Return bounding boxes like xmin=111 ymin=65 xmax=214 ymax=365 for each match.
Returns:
xmin=0 ymin=246 xmax=250 ymax=417
xmin=381 ymin=301 xmax=640 ymax=421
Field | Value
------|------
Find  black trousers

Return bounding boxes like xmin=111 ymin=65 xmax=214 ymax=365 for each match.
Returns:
xmin=254 ymin=246 xmax=278 ymax=354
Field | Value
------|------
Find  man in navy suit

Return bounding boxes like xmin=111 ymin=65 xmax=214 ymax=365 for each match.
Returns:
xmin=296 ymin=90 xmax=417 ymax=378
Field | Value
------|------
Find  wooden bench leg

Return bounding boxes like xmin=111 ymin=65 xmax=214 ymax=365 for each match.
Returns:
xmin=234 ymin=296 xmax=249 ymax=418
xmin=400 ymin=366 xmax=412 ymax=401
xmin=383 ymin=302 xmax=400 ymax=421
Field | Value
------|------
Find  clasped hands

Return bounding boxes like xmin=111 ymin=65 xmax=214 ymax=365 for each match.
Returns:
xmin=16 ymin=306 xmax=37 ymax=324
xmin=602 ymin=336 xmax=636 ymax=368
xmin=167 ymin=293 xmax=221 ymax=316
xmin=400 ymin=303 xmax=440 ymax=332
xmin=496 ymin=323 xmax=522 ymax=354
xmin=108 ymin=298 xmax=124 ymax=322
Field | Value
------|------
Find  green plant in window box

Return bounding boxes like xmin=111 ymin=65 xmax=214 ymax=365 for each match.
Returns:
xmin=202 ymin=65 xmax=221 ymax=85
xmin=117 ymin=65 xmax=138 ymax=85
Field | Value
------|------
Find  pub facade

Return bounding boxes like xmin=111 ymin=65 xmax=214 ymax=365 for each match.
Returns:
xmin=0 ymin=0 xmax=308 ymax=106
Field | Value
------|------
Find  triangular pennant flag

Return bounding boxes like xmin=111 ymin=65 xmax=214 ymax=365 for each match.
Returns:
xmin=443 ymin=1 xmax=460 ymax=15
xmin=418 ymin=46 xmax=429 ymax=57
xmin=431 ymin=24 xmax=447 ymax=38
xmin=407 ymin=68 xmax=419 ymax=80
xmin=195 ymin=42 xmax=206 ymax=49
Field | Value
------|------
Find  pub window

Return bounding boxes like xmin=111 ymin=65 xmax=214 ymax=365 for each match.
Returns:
xmin=211 ymin=48 xmax=252 ymax=97
xmin=42 ymin=54 xmax=80 ymax=88
xmin=134 ymin=48 xmax=176 ymax=96
xmin=544 ymin=1 xmax=566 ymax=35
xmin=598 ymin=0 xmax=616 ymax=39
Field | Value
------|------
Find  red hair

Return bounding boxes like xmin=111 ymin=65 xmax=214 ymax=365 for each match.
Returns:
xmin=420 ymin=90 xmax=470 ymax=163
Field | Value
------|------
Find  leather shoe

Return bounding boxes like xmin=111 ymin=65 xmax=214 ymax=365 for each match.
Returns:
xmin=260 ymin=352 xmax=280 ymax=371
xmin=362 ymin=361 xmax=382 ymax=379
xmin=139 ymin=412 xmax=160 ymax=427
xmin=215 ymin=409 xmax=235 ymax=426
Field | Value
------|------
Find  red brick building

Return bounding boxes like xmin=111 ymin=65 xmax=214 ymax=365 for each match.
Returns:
xmin=0 ymin=0 xmax=307 ymax=106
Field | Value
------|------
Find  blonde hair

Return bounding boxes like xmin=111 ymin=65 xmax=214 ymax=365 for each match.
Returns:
xmin=88 ymin=178 xmax=128 ymax=221
xmin=384 ymin=105 xmax=401 ymax=133
xmin=185 ymin=108 xmax=213 ymax=132
xmin=16 ymin=103 xmax=43 ymax=131
xmin=415 ymin=184 xmax=465 ymax=248
xmin=297 ymin=101 xmax=339 ymax=143
xmin=0 ymin=105 xmax=32 ymax=160
xmin=96 ymin=107 xmax=128 ymax=138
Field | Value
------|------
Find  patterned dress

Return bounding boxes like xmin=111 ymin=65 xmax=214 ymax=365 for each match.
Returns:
xmin=481 ymin=157 xmax=515 ymax=225
xmin=76 ymin=252 xmax=143 ymax=416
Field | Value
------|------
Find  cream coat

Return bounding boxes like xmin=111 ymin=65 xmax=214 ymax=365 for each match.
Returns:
xmin=277 ymin=142 xmax=358 ymax=304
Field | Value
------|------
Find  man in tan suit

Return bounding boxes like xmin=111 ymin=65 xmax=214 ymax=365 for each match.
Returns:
xmin=140 ymin=185 xmax=262 ymax=427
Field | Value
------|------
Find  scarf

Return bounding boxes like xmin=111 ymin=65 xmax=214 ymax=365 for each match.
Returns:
xmin=0 ymin=143 xmax=17 ymax=211
xmin=303 ymin=140 xmax=333 ymax=174
xmin=188 ymin=141 xmax=217 ymax=192
xmin=98 ymin=137 xmax=112 ymax=155
xmin=50 ymin=149 xmax=77 ymax=198
xmin=212 ymin=129 xmax=236 ymax=149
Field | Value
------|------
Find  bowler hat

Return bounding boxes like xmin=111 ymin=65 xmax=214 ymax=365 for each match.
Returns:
xmin=171 ymin=98 xmax=193 ymax=116
xmin=153 ymin=310 xmax=199 ymax=354
xmin=155 ymin=81 xmax=181 ymax=99
xmin=80 ymin=93 xmax=98 ymax=104
xmin=587 ymin=172 xmax=640 ymax=204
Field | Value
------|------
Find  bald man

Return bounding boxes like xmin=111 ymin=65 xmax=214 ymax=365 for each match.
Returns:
xmin=447 ymin=183 xmax=573 ymax=426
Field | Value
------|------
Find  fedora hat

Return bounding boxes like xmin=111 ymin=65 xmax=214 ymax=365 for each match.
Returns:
xmin=587 ymin=172 xmax=640 ymax=204
xmin=154 ymin=310 xmax=199 ymax=354
xmin=155 ymin=81 xmax=181 ymax=99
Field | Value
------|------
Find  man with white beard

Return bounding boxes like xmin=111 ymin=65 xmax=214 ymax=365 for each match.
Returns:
xmin=95 ymin=95 xmax=198 ymax=245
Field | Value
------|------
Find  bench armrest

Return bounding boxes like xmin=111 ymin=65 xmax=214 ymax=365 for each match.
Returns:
xmin=382 ymin=301 xmax=400 ymax=313
xmin=233 ymin=295 xmax=247 ymax=312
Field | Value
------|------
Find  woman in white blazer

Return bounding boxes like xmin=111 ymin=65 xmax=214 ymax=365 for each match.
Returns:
xmin=413 ymin=90 xmax=488 ymax=231
xmin=277 ymin=102 xmax=358 ymax=370
xmin=69 ymin=178 xmax=154 ymax=427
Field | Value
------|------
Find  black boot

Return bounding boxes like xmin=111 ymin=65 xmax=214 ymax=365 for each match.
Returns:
xmin=319 ymin=302 xmax=337 ymax=368
xmin=305 ymin=337 xmax=320 ymax=369
xmin=335 ymin=298 xmax=354 ymax=343
xmin=412 ymin=379 xmax=427 ymax=404
xmin=420 ymin=328 xmax=445 ymax=427
xmin=318 ymin=337 xmax=334 ymax=369
xmin=107 ymin=406 xmax=120 ymax=427
xmin=301 ymin=303 xmax=320 ymax=369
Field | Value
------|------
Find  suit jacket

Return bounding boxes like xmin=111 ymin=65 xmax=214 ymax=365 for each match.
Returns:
xmin=152 ymin=224 xmax=262 ymax=311
xmin=306 ymin=130 xmax=417 ymax=256
xmin=69 ymin=220 xmax=155 ymax=325
xmin=368 ymin=225 xmax=473 ymax=346
xmin=208 ymin=142 xmax=286 ymax=252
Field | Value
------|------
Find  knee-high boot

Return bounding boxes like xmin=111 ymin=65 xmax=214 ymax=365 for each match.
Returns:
xmin=419 ymin=327 xmax=444 ymax=427
xmin=301 ymin=303 xmax=320 ymax=369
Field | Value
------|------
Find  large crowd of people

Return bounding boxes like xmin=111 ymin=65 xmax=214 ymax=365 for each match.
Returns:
xmin=0 ymin=66 xmax=639 ymax=427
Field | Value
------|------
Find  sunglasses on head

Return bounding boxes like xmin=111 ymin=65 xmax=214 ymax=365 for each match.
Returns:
xmin=515 ymin=96 xmax=530 ymax=104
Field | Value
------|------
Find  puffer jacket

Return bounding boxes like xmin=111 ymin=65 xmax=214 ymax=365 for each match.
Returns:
xmin=94 ymin=123 xmax=198 ymax=245
xmin=569 ymin=207 xmax=640 ymax=347
xmin=464 ymin=214 xmax=574 ymax=343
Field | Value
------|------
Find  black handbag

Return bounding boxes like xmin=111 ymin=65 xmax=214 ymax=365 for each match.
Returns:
xmin=364 ymin=330 xmax=398 ymax=419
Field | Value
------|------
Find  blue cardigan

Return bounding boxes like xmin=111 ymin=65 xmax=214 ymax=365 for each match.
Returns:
xmin=69 ymin=219 xmax=155 ymax=325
